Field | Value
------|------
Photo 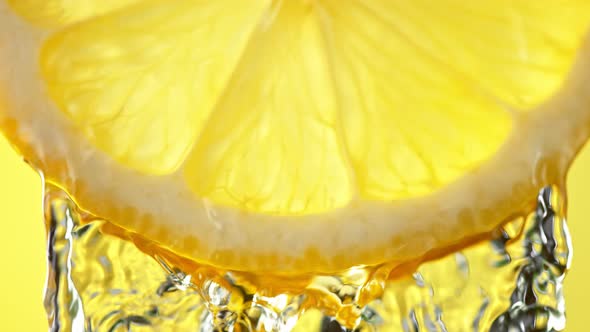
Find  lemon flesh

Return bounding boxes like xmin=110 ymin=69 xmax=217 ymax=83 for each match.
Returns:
xmin=1 ymin=0 xmax=590 ymax=272
xmin=6 ymin=0 xmax=142 ymax=27
xmin=39 ymin=0 xmax=589 ymax=214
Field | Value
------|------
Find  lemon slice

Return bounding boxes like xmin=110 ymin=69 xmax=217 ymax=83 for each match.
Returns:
xmin=1 ymin=0 xmax=590 ymax=273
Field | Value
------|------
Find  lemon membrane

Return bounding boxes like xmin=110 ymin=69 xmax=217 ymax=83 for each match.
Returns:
xmin=1 ymin=0 xmax=590 ymax=273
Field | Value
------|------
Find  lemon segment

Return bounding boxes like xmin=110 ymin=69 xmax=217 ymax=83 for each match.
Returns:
xmin=328 ymin=1 xmax=590 ymax=111
xmin=319 ymin=1 xmax=513 ymax=200
xmin=40 ymin=0 xmax=270 ymax=174
xmin=318 ymin=0 xmax=590 ymax=201
xmin=184 ymin=1 xmax=353 ymax=214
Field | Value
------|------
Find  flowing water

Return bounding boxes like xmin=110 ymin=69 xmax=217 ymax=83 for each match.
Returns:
xmin=43 ymin=184 xmax=571 ymax=332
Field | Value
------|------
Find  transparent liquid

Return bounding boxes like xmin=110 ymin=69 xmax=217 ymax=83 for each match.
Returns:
xmin=43 ymin=184 xmax=571 ymax=332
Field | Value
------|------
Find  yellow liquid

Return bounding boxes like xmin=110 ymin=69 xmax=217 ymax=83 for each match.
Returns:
xmin=1 ymin=133 xmax=587 ymax=331
xmin=41 ymin=178 xmax=570 ymax=331
xmin=2 ymin=133 xmax=588 ymax=332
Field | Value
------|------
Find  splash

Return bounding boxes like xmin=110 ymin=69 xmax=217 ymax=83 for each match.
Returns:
xmin=43 ymin=185 xmax=570 ymax=331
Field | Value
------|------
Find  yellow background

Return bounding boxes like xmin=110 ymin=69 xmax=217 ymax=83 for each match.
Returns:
xmin=0 ymin=135 xmax=588 ymax=331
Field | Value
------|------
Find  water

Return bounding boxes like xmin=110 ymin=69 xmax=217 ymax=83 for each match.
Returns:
xmin=43 ymin=184 xmax=571 ymax=331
